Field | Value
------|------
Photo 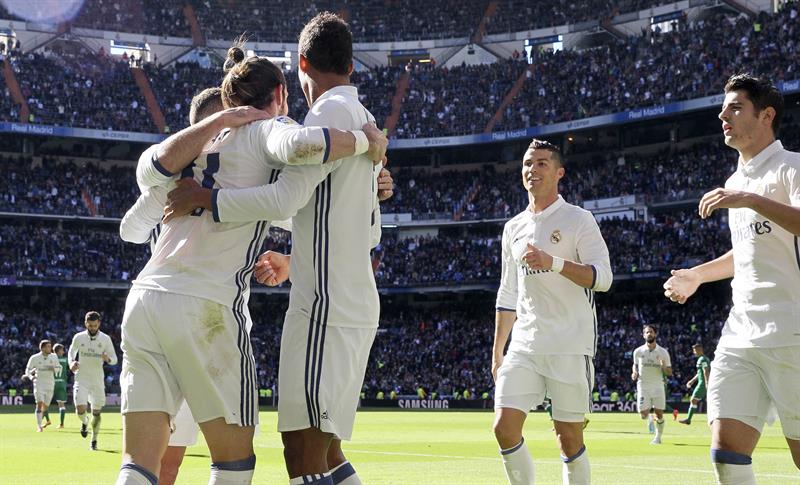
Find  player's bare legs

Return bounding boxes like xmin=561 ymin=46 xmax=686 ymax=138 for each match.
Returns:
xmin=493 ymin=408 xmax=534 ymax=485
xmin=159 ymin=446 xmax=187 ymax=485
xmin=75 ymin=403 xmax=89 ymax=437
xmin=327 ymin=439 xmax=362 ymax=484
xmin=118 ymin=411 xmax=171 ymax=484
xmin=198 ymin=417 xmax=257 ymax=482
xmin=282 ymin=427 xmax=334 ymax=480
xmin=786 ymin=438 xmax=800 ymax=469
xmin=711 ymin=418 xmax=760 ymax=484
xmin=554 ymin=420 xmax=590 ymax=484
xmin=651 ymin=408 xmax=665 ymax=444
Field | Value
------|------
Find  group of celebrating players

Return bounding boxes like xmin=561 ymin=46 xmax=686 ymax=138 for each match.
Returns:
xmin=18 ymin=10 xmax=800 ymax=485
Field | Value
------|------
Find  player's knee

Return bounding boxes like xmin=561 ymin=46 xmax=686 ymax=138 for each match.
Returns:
xmin=492 ymin=418 xmax=521 ymax=447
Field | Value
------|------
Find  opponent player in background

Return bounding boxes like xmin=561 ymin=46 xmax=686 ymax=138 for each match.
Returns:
xmin=23 ymin=339 xmax=61 ymax=432
xmin=68 ymin=311 xmax=117 ymax=450
xmin=116 ymin=49 xmax=387 ymax=484
xmin=631 ymin=325 xmax=672 ymax=444
xmin=53 ymin=343 xmax=69 ymax=428
xmin=492 ymin=139 xmax=613 ymax=485
xmin=679 ymin=343 xmax=710 ymax=426
xmin=664 ymin=73 xmax=800 ymax=482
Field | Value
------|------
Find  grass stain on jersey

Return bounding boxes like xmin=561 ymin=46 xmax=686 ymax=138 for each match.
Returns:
xmin=289 ymin=143 xmax=324 ymax=164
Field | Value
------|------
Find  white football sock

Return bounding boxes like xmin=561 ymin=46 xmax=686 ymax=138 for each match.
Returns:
xmin=209 ymin=455 xmax=256 ymax=485
xmin=561 ymin=446 xmax=590 ymax=485
xmin=655 ymin=418 xmax=665 ymax=439
xmin=711 ymin=449 xmax=756 ymax=485
xmin=500 ymin=437 xmax=535 ymax=485
xmin=116 ymin=463 xmax=157 ymax=485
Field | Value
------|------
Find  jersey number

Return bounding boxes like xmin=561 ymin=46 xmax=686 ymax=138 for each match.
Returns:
xmin=181 ymin=153 xmax=221 ymax=217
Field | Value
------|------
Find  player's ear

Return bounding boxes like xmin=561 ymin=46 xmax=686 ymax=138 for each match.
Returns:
xmin=298 ymin=55 xmax=309 ymax=73
xmin=347 ymin=61 xmax=354 ymax=76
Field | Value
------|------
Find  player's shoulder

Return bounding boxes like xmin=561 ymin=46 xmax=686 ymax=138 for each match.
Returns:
xmin=305 ymin=91 xmax=362 ymax=126
xmin=503 ymin=210 xmax=529 ymax=234
xmin=633 ymin=344 xmax=646 ymax=354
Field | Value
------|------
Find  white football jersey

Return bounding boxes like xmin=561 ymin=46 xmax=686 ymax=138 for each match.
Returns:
xmin=722 ymin=140 xmax=800 ymax=349
xmin=131 ymin=118 xmax=323 ymax=308
xmin=496 ymin=196 xmax=613 ymax=356
xmin=212 ymin=86 xmax=382 ymax=328
xmin=25 ymin=351 xmax=61 ymax=389
xmin=633 ymin=344 xmax=671 ymax=386
xmin=68 ymin=330 xmax=117 ymax=384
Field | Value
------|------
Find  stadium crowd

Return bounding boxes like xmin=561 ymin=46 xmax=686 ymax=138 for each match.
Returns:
xmin=0 ymin=293 xmax=730 ymax=403
xmin=9 ymin=48 xmax=154 ymax=132
xmin=0 ymin=209 xmax=729 ymax=284
xmin=2 ymin=133 xmax=780 ymax=221
xmin=0 ymin=6 xmax=796 ymax=138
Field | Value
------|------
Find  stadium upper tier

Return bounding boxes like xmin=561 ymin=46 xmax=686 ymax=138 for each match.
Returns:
xmin=1 ymin=6 xmax=797 ymax=140
xmin=2 ymin=0 xmax=672 ymax=42
xmin=0 ymin=293 xmax=731 ymax=400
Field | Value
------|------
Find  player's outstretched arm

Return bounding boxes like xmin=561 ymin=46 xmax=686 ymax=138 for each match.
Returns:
xmin=699 ymin=187 xmax=800 ymax=235
xmin=663 ymin=249 xmax=733 ymax=304
xmin=137 ymin=107 xmax=270 ymax=190
xmin=266 ymin=121 xmax=387 ymax=165
xmin=119 ymin=188 xmax=167 ymax=244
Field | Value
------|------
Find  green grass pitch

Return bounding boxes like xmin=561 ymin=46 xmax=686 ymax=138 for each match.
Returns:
xmin=0 ymin=408 xmax=795 ymax=483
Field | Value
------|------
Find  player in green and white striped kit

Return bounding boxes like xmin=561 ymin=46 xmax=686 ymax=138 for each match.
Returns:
xmin=53 ymin=343 xmax=70 ymax=428
xmin=680 ymin=343 xmax=711 ymax=425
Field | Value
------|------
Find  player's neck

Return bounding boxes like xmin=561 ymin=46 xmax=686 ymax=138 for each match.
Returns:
xmin=528 ymin=191 xmax=559 ymax=214
xmin=306 ymin=75 xmax=351 ymax=105
xmin=738 ymin=134 xmax=776 ymax=163
xmin=646 ymin=342 xmax=656 ymax=350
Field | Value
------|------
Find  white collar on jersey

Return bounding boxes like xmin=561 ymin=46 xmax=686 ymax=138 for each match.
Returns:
xmin=308 ymin=85 xmax=359 ymax=111
xmin=738 ymin=140 xmax=783 ymax=176
xmin=526 ymin=194 xmax=565 ymax=220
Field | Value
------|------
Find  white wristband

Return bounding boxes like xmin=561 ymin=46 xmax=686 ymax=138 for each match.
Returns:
xmin=352 ymin=130 xmax=369 ymax=156
xmin=550 ymin=256 xmax=565 ymax=273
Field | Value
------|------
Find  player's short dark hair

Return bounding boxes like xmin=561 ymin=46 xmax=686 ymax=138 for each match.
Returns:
xmin=692 ymin=342 xmax=703 ymax=349
xmin=642 ymin=324 xmax=657 ymax=333
xmin=724 ymin=73 xmax=784 ymax=135
xmin=85 ymin=311 xmax=101 ymax=322
xmin=53 ymin=343 xmax=64 ymax=353
xmin=39 ymin=339 xmax=52 ymax=350
xmin=189 ymin=87 xmax=223 ymax=126
xmin=527 ymin=138 xmax=564 ymax=167
xmin=298 ymin=12 xmax=353 ymax=76
xmin=221 ymin=37 xmax=286 ymax=110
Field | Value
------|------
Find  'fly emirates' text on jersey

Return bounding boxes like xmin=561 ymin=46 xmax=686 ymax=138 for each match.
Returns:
xmin=633 ymin=344 xmax=671 ymax=387
xmin=496 ymin=196 xmax=613 ymax=356
xmin=68 ymin=331 xmax=117 ymax=384
xmin=722 ymin=140 xmax=800 ymax=348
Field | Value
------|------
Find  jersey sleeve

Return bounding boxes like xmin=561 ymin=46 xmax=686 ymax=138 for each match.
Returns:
xmin=25 ymin=355 xmax=36 ymax=377
xmin=104 ymin=336 xmax=118 ymax=366
xmin=212 ymin=164 xmax=333 ymax=223
xmin=662 ymin=349 xmax=672 ymax=368
xmin=782 ymin=158 xmax=800 ymax=206
xmin=136 ymin=144 xmax=175 ymax=191
xmin=67 ymin=335 xmax=79 ymax=366
xmin=255 ymin=117 xmax=334 ymax=166
xmin=495 ymin=222 xmax=518 ymax=312
xmin=119 ymin=187 xmax=168 ymax=244
xmin=576 ymin=211 xmax=613 ymax=292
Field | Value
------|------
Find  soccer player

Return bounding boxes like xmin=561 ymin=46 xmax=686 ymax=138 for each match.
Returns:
xmin=68 ymin=311 xmax=117 ymax=450
xmin=163 ymin=17 xmax=388 ymax=484
xmin=631 ymin=325 xmax=672 ymax=444
xmin=492 ymin=139 xmax=613 ymax=485
xmin=116 ymin=49 xmax=387 ymax=485
xmin=679 ymin=343 xmax=710 ymax=426
xmin=23 ymin=339 xmax=61 ymax=432
xmin=52 ymin=343 xmax=69 ymax=428
xmin=664 ymin=73 xmax=800 ymax=481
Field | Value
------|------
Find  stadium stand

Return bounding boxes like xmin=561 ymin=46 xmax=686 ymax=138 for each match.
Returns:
xmin=70 ymin=0 xmax=191 ymax=38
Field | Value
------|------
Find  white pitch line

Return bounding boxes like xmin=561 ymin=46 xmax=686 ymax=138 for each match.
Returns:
xmin=343 ymin=448 xmax=797 ymax=479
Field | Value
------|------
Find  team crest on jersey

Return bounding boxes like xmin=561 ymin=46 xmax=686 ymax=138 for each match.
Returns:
xmin=275 ymin=116 xmax=298 ymax=125
xmin=550 ymin=230 xmax=562 ymax=244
